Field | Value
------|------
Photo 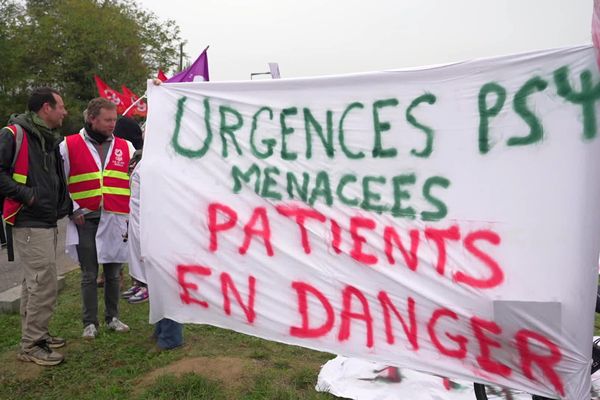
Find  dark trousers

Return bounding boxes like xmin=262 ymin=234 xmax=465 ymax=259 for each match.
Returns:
xmin=76 ymin=218 xmax=121 ymax=326
xmin=154 ymin=319 xmax=184 ymax=350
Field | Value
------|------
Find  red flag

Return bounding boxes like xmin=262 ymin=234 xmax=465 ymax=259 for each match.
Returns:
xmin=94 ymin=75 xmax=131 ymax=115
xmin=121 ymin=85 xmax=147 ymax=118
xmin=157 ymin=69 xmax=169 ymax=82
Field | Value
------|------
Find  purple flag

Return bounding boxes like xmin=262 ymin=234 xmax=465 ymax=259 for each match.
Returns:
xmin=166 ymin=47 xmax=209 ymax=83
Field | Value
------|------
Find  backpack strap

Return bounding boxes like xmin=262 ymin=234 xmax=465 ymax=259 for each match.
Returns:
xmin=12 ymin=125 xmax=23 ymax=169
xmin=6 ymin=124 xmax=24 ymax=170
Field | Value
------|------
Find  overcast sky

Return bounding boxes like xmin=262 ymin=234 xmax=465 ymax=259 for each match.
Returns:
xmin=136 ymin=0 xmax=593 ymax=82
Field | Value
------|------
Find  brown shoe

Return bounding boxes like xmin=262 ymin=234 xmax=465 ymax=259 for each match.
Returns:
xmin=18 ymin=343 xmax=64 ymax=366
xmin=45 ymin=335 xmax=66 ymax=349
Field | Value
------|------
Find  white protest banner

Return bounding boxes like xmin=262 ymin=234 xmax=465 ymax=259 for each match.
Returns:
xmin=141 ymin=45 xmax=600 ymax=399
xmin=316 ymin=356 xmax=600 ymax=400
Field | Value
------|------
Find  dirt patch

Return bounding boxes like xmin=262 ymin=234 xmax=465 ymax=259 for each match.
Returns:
xmin=0 ymin=350 xmax=43 ymax=382
xmin=134 ymin=356 xmax=254 ymax=395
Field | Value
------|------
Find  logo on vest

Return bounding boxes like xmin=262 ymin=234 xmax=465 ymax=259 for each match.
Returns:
xmin=113 ymin=148 xmax=125 ymax=168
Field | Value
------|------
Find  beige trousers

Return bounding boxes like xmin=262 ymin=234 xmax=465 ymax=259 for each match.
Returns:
xmin=13 ymin=227 xmax=58 ymax=350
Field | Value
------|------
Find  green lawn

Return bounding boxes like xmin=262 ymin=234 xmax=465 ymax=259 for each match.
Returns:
xmin=0 ymin=269 xmax=338 ymax=400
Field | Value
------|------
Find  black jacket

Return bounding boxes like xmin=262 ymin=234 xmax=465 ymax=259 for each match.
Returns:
xmin=0 ymin=113 xmax=71 ymax=228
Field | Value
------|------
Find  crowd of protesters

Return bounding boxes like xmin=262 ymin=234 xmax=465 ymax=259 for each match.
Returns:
xmin=0 ymin=86 xmax=182 ymax=366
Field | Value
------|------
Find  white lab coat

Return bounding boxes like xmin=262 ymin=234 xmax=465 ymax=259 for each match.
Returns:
xmin=127 ymin=162 xmax=145 ymax=283
xmin=59 ymin=129 xmax=135 ymax=264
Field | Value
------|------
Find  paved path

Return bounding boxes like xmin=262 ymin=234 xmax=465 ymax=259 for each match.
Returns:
xmin=0 ymin=218 xmax=79 ymax=293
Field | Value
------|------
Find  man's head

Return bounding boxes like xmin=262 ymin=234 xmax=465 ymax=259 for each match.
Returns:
xmin=85 ymin=98 xmax=117 ymax=137
xmin=28 ymin=87 xmax=68 ymax=129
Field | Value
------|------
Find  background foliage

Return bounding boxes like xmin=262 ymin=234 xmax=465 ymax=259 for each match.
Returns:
xmin=0 ymin=0 xmax=184 ymax=132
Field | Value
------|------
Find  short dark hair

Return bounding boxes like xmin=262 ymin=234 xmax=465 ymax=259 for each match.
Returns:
xmin=27 ymin=87 xmax=60 ymax=112
xmin=85 ymin=97 xmax=117 ymax=122
xmin=115 ymin=116 xmax=144 ymax=150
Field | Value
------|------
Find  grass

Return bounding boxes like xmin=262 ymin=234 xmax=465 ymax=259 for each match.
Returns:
xmin=0 ymin=269 xmax=338 ymax=400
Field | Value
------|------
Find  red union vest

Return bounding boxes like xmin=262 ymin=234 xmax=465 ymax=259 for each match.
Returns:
xmin=65 ymin=132 xmax=131 ymax=214
xmin=2 ymin=125 xmax=29 ymax=225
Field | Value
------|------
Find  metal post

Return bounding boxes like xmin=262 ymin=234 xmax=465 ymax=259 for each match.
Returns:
xmin=250 ymin=72 xmax=272 ymax=80
xmin=250 ymin=63 xmax=281 ymax=80
xmin=179 ymin=43 xmax=184 ymax=71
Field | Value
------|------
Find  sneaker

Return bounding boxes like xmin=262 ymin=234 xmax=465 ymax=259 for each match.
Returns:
xmin=82 ymin=324 xmax=98 ymax=339
xmin=18 ymin=343 xmax=64 ymax=366
xmin=121 ymin=285 xmax=140 ymax=299
xmin=107 ymin=317 xmax=130 ymax=333
xmin=45 ymin=335 xmax=66 ymax=349
xmin=128 ymin=287 xmax=148 ymax=304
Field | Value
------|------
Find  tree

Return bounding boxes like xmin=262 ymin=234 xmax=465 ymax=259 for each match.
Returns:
xmin=0 ymin=0 xmax=28 ymax=116
xmin=0 ymin=0 xmax=184 ymax=132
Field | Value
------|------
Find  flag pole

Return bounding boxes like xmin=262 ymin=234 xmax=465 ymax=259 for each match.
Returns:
xmin=121 ymin=93 xmax=147 ymax=117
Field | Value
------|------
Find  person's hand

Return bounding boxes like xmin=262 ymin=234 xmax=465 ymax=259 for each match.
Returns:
xmin=70 ymin=213 xmax=85 ymax=225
